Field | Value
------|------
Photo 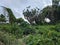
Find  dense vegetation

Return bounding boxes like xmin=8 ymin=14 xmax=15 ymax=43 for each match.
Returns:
xmin=0 ymin=0 xmax=60 ymax=45
xmin=0 ymin=23 xmax=60 ymax=45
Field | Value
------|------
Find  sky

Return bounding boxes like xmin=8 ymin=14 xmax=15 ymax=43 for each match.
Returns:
xmin=0 ymin=0 xmax=52 ymax=19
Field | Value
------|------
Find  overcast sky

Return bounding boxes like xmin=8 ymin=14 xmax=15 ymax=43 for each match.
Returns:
xmin=0 ymin=0 xmax=52 ymax=19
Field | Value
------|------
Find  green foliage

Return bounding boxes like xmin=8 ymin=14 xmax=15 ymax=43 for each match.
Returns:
xmin=16 ymin=18 xmax=24 ymax=23
xmin=0 ymin=31 xmax=19 ymax=45
xmin=0 ymin=24 xmax=23 ymax=38
xmin=16 ymin=18 xmax=30 ymax=28
xmin=0 ymin=14 xmax=6 ymax=22
xmin=23 ymin=8 xmax=37 ymax=17
xmin=23 ymin=25 xmax=60 ymax=45
xmin=23 ymin=4 xmax=60 ymax=25
xmin=55 ymin=24 xmax=60 ymax=32
xmin=20 ymin=21 xmax=29 ymax=27
xmin=23 ymin=8 xmax=39 ymax=24
xmin=52 ymin=0 xmax=59 ymax=5
xmin=19 ymin=22 xmax=36 ymax=35
xmin=0 ymin=23 xmax=60 ymax=45
xmin=24 ymin=34 xmax=60 ymax=45
xmin=5 ymin=7 xmax=16 ymax=24
xmin=23 ymin=9 xmax=32 ymax=17
xmin=38 ymin=5 xmax=60 ymax=24
xmin=0 ymin=5 xmax=60 ymax=45
xmin=23 ymin=28 xmax=35 ymax=35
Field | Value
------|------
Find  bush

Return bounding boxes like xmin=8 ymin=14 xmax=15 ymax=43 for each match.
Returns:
xmin=23 ymin=28 xmax=36 ymax=35
xmin=0 ymin=24 xmax=23 ymax=38
xmin=55 ymin=24 xmax=60 ymax=32
xmin=0 ymin=31 xmax=18 ymax=45
xmin=19 ymin=22 xmax=36 ymax=35
xmin=23 ymin=25 xmax=60 ymax=45
xmin=23 ymin=34 xmax=60 ymax=45
xmin=20 ymin=21 xmax=30 ymax=27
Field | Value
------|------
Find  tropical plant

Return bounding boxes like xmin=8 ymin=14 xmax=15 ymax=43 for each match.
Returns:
xmin=0 ymin=14 xmax=6 ymax=23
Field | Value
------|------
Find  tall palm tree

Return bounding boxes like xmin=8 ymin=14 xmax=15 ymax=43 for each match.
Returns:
xmin=1 ymin=6 xmax=16 ymax=24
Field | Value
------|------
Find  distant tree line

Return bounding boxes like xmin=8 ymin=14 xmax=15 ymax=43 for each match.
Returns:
xmin=23 ymin=0 xmax=60 ymax=25
xmin=0 ymin=0 xmax=60 ymax=25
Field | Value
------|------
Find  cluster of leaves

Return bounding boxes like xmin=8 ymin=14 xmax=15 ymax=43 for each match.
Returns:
xmin=0 ymin=14 xmax=6 ymax=22
xmin=21 ymin=26 xmax=35 ymax=36
xmin=23 ymin=8 xmax=40 ymax=24
xmin=55 ymin=23 xmax=60 ymax=32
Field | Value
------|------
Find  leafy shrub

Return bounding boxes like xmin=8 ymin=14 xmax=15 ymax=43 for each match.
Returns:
xmin=0 ymin=24 xmax=23 ymax=38
xmin=23 ymin=25 xmax=60 ymax=45
xmin=23 ymin=28 xmax=36 ymax=35
xmin=0 ymin=31 xmax=19 ymax=45
xmin=19 ymin=21 xmax=36 ymax=35
xmin=23 ymin=34 xmax=60 ymax=45
xmin=20 ymin=21 xmax=30 ymax=27
xmin=55 ymin=24 xmax=60 ymax=32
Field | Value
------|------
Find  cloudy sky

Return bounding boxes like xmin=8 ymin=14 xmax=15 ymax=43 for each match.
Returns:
xmin=0 ymin=0 xmax=52 ymax=19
